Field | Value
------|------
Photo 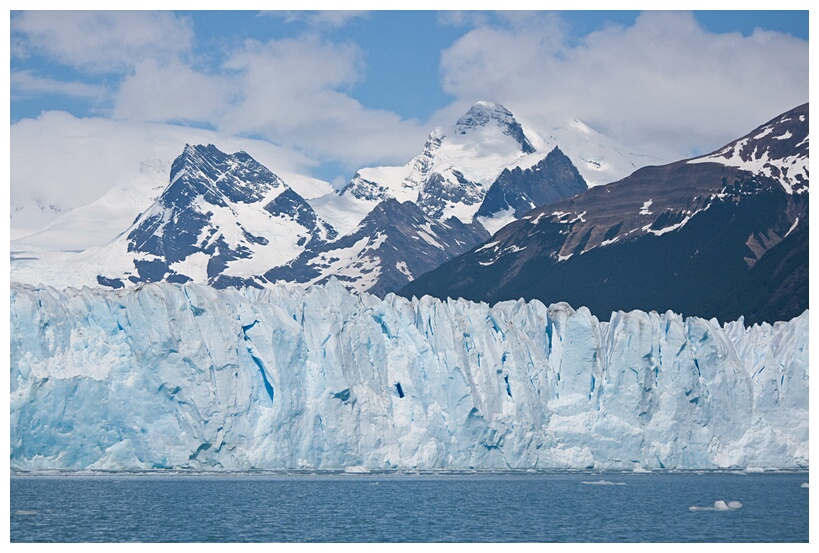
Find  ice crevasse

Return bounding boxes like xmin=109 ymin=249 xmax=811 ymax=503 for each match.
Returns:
xmin=10 ymin=280 xmax=808 ymax=471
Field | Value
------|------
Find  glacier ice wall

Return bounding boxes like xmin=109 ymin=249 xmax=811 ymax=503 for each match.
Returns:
xmin=10 ymin=281 xmax=808 ymax=471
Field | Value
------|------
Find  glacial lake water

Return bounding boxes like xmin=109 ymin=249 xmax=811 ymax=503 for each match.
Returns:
xmin=10 ymin=471 xmax=808 ymax=542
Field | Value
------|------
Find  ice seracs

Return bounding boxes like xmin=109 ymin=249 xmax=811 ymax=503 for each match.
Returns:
xmin=10 ymin=281 xmax=808 ymax=471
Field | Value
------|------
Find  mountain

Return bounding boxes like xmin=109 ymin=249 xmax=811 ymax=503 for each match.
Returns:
xmin=11 ymin=281 xmax=808 ymax=470
xmin=533 ymin=117 xmax=665 ymax=187
xmin=311 ymin=101 xmax=658 ymax=240
xmin=313 ymin=101 xmax=554 ymax=235
xmin=268 ymin=102 xmax=592 ymax=296
xmin=475 ymin=146 xmax=588 ymax=233
xmin=94 ymin=144 xmax=337 ymax=289
xmin=400 ymin=104 xmax=809 ymax=325
xmin=9 ymin=102 xmax=660 ymax=295
xmin=264 ymin=198 xmax=489 ymax=297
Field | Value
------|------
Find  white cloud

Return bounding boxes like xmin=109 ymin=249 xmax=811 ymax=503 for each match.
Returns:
xmin=11 ymin=69 xmax=107 ymax=99
xmin=11 ymin=11 xmax=194 ymax=73
xmin=10 ymin=11 xmax=432 ymax=183
xmin=108 ymin=34 xmax=429 ymax=170
xmin=217 ymin=36 xmax=427 ymax=167
xmin=437 ymin=11 xmax=493 ymax=28
xmin=113 ymin=60 xmax=234 ymax=124
xmin=439 ymin=11 xmax=809 ymax=159
xmin=259 ymin=10 xmax=369 ymax=29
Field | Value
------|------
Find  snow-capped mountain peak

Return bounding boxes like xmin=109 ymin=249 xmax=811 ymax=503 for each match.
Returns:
xmin=169 ymin=143 xmax=294 ymax=204
xmin=91 ymin=144 xmax=337 ymax=289
xmin=453 ymin=100 xmax=536 ymax=154
xmin=320 ymin=102 xmax=547 ymax=230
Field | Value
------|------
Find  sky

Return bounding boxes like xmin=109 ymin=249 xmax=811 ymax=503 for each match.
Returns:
xmin=9 ymin=8 xmax=810 ymax=185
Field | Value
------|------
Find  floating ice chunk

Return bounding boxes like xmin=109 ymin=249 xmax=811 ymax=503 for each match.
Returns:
xmin=13 ymin=510 xmax=39 ymax=516
xmin=344 ymin=466 xmax=370 ymax=473
xmin=689 ymin=500 xmax=742 ymax=511
xmin=801 ymin=482 xmax=809 ymax=488
xmin=580 ymin=480 xmax=626 ymax=485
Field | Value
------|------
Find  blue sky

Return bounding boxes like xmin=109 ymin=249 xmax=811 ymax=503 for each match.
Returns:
xmin=10 ymin=10 xmax=810 ymax=183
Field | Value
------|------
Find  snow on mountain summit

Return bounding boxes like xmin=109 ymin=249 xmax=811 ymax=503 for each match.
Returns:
xmin=689 ymin=103 xmax=809 ymax=194
xmin=453 ymin=100 xmax=536 ymax=154
xmin=315 ymin=101 xmax=556 ymax=231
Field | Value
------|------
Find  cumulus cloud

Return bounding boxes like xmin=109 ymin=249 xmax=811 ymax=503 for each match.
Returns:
xmin=11 ymin=11 xmax=194 ymax=72
xmin=12 ymin=10 xmax=428 ymax=171
xmin=13 ymin=9 xmax=806 ymax=186
xmin=113 ymin=60 xmax=234 ymax=124
xmin=11 ymin=69 xmax=108 ymax=99
xmin=216 ymin=36 xmax=427 ymax=167
xmin=439 ymin=11 xmax=809 ymax=159
xmin=110 ymin=34 xmax=428 ymax=169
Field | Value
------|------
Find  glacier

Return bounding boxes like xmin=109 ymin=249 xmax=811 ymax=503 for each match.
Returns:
xmin=10 ymin=280 xmax=808 ymax=471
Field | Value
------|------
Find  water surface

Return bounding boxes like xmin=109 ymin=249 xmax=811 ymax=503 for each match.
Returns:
xmin=10 ymin=471 xmax=809 ymax=542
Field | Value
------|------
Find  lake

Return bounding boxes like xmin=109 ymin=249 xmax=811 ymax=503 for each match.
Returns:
xmin=10 ymin=471 xmax=809 ymax=542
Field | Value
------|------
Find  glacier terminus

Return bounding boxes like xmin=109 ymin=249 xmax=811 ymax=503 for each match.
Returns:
xmin=10 ymin=281 xmax=808 ymax=471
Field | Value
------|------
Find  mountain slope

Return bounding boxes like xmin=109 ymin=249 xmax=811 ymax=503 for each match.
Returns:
xmin=689 ymin=103 xmax=808 ymax=194
xmin=264 ymin=198 xmax=489 ymax=297
xmin=400 ymin=104 xmax=809 ymax=325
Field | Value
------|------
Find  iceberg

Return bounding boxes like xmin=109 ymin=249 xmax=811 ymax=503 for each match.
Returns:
xmin=10 ymin=280 xmax=808 ymax=471
xmin=689 ymin=500 xmax=743 ymax=511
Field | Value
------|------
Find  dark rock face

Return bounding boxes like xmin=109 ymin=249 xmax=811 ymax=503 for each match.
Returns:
xmin=265 ymin=198 xmax=490 ymax=297
xmin=476 ymin=146 xmax=588 ymax=219
xmin=338 ymin=176 xmax=388 ymax=202
xmin=400 ymin=104 xmax=809 ymax=325
xmin=416 ymin=170 xmax=484 ymax=221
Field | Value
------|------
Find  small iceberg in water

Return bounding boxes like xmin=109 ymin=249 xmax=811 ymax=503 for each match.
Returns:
xmin=344 ymin=465 xmax=370 ymax=474
xmin=801 ymin=482 xmax=809 ymax=488
xmin=690 ymin=500 xmax=742 ymax=511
